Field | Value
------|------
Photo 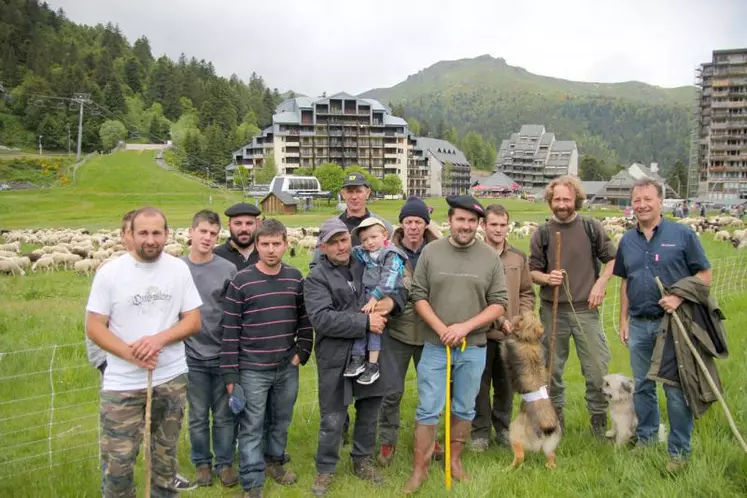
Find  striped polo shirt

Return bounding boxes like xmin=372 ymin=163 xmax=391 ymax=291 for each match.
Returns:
xmin=220 ymin=263 xmax=313 ymax=384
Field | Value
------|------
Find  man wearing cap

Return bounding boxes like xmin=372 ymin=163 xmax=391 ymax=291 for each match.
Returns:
xmin=214 ymin=202 xmax=262 ymax=270
xmin=304 ymin=218 xmax=407 ymax=496
xmin=376 ymin=196 xmax=444 ymax=467
xmin=404 ymin=195 xmax=508 ymax=494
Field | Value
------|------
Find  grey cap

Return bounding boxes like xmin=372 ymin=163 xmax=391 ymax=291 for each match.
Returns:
xmin=319 ymin=217 xmax=349 ymax=244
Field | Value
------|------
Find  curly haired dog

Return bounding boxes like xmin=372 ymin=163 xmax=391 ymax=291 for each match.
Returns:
xmin=502 ymin=311 xmax=561 ymax=470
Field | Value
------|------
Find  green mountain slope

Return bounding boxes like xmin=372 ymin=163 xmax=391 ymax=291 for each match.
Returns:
xmin=361 ymin=55 xmax=694 ymax=169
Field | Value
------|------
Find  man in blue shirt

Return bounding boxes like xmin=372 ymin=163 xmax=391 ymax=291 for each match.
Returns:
xmin=613 ymin=178 xmax=712 ymax=473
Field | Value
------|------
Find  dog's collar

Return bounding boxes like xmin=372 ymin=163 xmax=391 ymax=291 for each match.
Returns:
xmin=521 ymin=385 xmax=549 ymax=403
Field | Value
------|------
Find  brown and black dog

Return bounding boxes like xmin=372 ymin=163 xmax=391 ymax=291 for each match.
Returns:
xmin=502 ymin=311 xmax=561 ymax=470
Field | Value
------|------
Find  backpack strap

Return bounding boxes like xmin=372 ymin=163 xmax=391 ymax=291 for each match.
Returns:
xmin=539 ymin=223 xmax=550 ymax=274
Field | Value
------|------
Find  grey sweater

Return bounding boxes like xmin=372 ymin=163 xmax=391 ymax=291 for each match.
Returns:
xmin=182 ymin=255 xmax=237 ymax=364
xmin=411 ymin=238 xmax=508 ymax=347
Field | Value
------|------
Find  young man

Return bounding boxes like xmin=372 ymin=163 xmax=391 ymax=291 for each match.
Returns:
xmin=214 ymin=202 xmax=262 ymax=270
xmin=221 ymin=219 xmax=313 ymax=498
xmin=529 ymin=175 xmax=617 ymax=436
xmin=183 ymin=210 xmax=239 ymax=488
xmin=86 ymin=206 xmax=203 ymax=498
xmin=470 ymin=204 xmax=535 ymax=451
xmin=614 ymin=179 xmax=712 ymax=473
xmin=405 ymin=196 xmax=508 ymax=494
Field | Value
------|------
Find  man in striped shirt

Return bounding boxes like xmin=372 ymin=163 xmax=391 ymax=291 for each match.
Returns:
xmin=220 ymin=219 xmax=313 ymax=498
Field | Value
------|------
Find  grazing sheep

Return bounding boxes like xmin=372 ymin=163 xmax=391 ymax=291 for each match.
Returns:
xmin=715 ymin=230 xmax=731 ymax=242
xmin=74 ymin=259 xmax=100 ymax=276
xmin=31 ymin=257 xmax=55 ymax=273
xmin=0 ymin=242 xmax=20 ymax=253
xmin=164 ymin=244 xmax=184 ymax=257
xmin=0 ymin=260 xmax=25 ymax=276
xmin=0 ymin=250 xmax=17 ymax=258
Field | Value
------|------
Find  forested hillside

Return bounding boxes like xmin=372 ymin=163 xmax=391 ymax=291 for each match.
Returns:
xmin=362 ymin=55 xmax=694 ymax=170
xmin=0 ymin=0 xmax=281 ymax=180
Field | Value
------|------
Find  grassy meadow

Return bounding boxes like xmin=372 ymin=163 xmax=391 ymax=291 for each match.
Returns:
xmin=1 ymin=150 xmax=747 ymax=497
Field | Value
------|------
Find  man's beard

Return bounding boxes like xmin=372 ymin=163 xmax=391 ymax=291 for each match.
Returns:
xmin=230 ymin=230 xmax=254 ymax=249
xmin=136 ymin=245 xmax=162 ymax=262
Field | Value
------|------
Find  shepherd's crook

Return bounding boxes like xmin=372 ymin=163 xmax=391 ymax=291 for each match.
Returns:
xmin=548 ymin=232 xmax=562 ymax=386
xmin=655 ymin=277 xmax=747 ymax=453
xmin=144 ymin=369 xmax=153 ymax=498
xmin=445 ymin=338 xmax=466 ymax=490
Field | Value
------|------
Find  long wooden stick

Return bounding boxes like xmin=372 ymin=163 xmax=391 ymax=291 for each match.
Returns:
xmin=655 ymin=278 xmax=747 ymax=453
xmin=144 ymin=369 xmax=153 ymax=498
xmin=445 ymin=346 xmax=452 ymax=490
xmin=547 ymin=232 xmax=562 ymax=386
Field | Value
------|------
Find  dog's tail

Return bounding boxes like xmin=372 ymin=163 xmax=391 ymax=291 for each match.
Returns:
xmin=658 ymin=424 xmax=668 ymax=443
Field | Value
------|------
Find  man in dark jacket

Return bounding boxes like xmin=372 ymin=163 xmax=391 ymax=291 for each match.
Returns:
xmin=304 ymin=217 xmax=406 ymax=497
xmin=214 ymin=203 xmax=261 ymax=270
xmin=614 ymin=178 xmax=712 ymax=473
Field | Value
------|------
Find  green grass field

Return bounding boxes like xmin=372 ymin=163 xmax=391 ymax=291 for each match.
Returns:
xmin=1 ymin=150 xmax=747 ymax=497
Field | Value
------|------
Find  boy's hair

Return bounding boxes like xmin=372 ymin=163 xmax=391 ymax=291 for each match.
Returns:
xmin=191 ymin=209 xmax=221 ymax=228
xmin=359 ymin=223 xmax=388 ymax=238
xmin=120 ymin=210 xmax=137 ymax=235
xmin=254 ymin=218 xmax=287 ymax=243
xmin=485 ymin=204 xmax=510 ymax=222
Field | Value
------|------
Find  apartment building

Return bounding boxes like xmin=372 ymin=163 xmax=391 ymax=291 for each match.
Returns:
xmin=692 ymin=48 xmax=747 ymax=201
xmin=409 ymin=137 xmax=471 ymax=197
xmin=494 ymin=125 xmax=578 ymax=189
xmin=232 ymin=93 xmax=409 ymax=191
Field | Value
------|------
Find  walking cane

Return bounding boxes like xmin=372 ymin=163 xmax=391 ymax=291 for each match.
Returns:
xmin=445 ymin=338 xmax=466 ymax=490
xmin=654 ymin=277 xmax=747 ymax=453
xmin=144 ymin=369 xmax=153 ymax=498
xmin=547 ymin=232 xmax=562 ymax=386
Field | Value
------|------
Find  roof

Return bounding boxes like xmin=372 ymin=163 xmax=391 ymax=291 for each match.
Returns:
xmin=518 ymin=125 xmax=545 ymax=137
xmin=328 ymin=92 xmax=357 ymax=100
xmin=581 ymin=181 xmax=608 ymax=196
xmin=550 ymin=140 xmax=576 ymax=152
xmin=628 ymin=162 xmax=664 ymax=182
xmin=384 ymin=115 xmax=407 ymax=126
xmin=414 ymin=137 xmax=470 ymax=167
xmin=261 ymin=191 xmax=298 ymax=205
xmin=274 ymin=112 xmax=300 ymax=125
xmin=360 ymin=98 xmax=388 ymax=111
xmin=475 ymin=171 xmax=517 ymax=188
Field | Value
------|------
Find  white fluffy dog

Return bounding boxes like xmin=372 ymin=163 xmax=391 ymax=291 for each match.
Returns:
xmin=602 ymin=373 xmax=667 ymax=446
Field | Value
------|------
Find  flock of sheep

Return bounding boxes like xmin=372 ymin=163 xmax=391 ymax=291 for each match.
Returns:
xmin=1 ymin=215 xmax=745 ymax=277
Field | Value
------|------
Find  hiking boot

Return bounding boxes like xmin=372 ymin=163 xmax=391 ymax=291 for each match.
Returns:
xmin=195 ymin=465 xmax=212 ymax=487
xmin=172 ymin=473 xmax=197 ymax=492
xmin=403 ymin=423 xmax=437 ymax=494
xmin=311 ymin=473 xmax=334 ymax=496
xmin=244 ymin=487 xmax=263 ymax=498
xmin=265 ymin=462 xmax=297 ymax=485
xmin=591 ymin=414 xmax=608 ymax=439
xmin=356 ymin=362 xmax=380 ymax=385
xmin=219 ymin=466 xmax=238 ymax=487
xmin=352 ymin=457 xmax=385 ymax=485
xmin=666 ymin=456 xmax=688 ymax=474
xmin=343 ymin=355 xmax=366 ymax=377
xmin=495 ymin=430 xmax=511 ymax=448
xmin=433 ymin=440 xmax=444 ymax=461
xmin=450 ymin=415 xmax=472 ymax=482
xmin=377 ymin=443 xmax=396 ymax=467
xmin=467 ymin=437 xmax=489 ymax=453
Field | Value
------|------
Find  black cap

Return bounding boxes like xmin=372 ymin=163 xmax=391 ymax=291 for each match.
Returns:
xmin=342 ymin=172 xmax=370 ymax=188
xmin=399 ymin=196 xmax=431 ymax=225
xmin=224 ymin=202 xmax=261 ymax=218
xmin=446 ymin=195 xmax=485 ymax=218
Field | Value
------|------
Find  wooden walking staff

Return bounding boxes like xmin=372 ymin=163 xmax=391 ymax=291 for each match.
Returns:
xmin=547 ymin=232 xmax=562 ymax=386
xmin=444 ymin=338 xmax=466 ymax=490
xmin=144 ymin=369 xmax=153 ymax=498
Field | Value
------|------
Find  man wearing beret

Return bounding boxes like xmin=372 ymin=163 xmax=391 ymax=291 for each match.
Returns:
xmin=405 ymin=195 xmax=508 ymax=494
xmin=376 ymin=196 xmax=444 ymax=467
xmin=214 ymin=202 xmax=262 ymax=270
xmin=304 ymin=218 xmax=407 ymax=496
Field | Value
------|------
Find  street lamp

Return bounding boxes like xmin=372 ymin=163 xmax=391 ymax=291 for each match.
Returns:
xmin=38 ymin=135 xmax=43 ymax=156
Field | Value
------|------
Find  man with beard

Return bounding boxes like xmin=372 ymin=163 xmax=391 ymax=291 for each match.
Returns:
xmin=528 ymin=175 xmax=617 ymax=437
xmin=86 ymin=206 xmax=203 ymax=498
xmin=182 ymin=210 xmax=239 ymax=488
xmin=214 ymin=203 xmax=261 ymax=270
xmin=470 ymin=204 xmax=535 ymax=452
xmin=404 ymin=196 xmax=508 ymax=494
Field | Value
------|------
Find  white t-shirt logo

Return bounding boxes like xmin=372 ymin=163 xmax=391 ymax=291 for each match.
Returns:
xmin=131 ymin=286 xmax=173 ymax=313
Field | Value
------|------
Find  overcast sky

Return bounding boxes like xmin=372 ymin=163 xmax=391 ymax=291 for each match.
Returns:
xmin=50 ymin=0 xmax=747 ymax=97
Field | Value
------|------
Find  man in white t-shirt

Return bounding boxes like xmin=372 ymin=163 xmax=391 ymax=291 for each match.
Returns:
xmin=86 ymin=206 xmax=203 ymax=498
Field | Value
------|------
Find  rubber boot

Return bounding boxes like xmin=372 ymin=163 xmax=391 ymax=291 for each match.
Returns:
xmin=450 ymin=415 xmax=472 ymax=482
xmin=403 ymin=423 xmax=437 ymax=494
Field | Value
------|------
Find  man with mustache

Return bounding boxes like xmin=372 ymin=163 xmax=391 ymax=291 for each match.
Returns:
xmin=214 ymin=202 xmax=262 ymax=270
xmin=404 ymin=195 xmax=508 ymax=493
xmin=528 ymin=175 xmax=617 ymax=438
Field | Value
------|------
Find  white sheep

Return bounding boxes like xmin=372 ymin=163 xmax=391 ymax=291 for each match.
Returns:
xmin=715 ymin=230 xmax=732 ymax=242
xmin=0 ymin=260 xmax=25 ymax=276
xmin=164 ymin=244 xmax=184 ymax=257
xmin=74 ymin=259 xmax=100 ymax=276
xmin=0 ymin=242 xmax=20 ymax=253
xmin=31 ymin=257 xmax=55 ymax=273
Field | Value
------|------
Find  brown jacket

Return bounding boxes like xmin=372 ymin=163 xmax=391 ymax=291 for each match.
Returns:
xmin=487 ymin=243 xmax=536 ymax=341
xmin=386 ymin=223 xmax=442 ymax=346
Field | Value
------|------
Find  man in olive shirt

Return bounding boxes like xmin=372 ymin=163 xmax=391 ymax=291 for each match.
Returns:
xmin=404 ymin=195 xmax=508 ymax=494
xmin=528 ymin=175 xmax=616 ymax=437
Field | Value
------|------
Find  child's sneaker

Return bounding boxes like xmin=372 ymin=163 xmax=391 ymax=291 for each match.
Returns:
xmin=344 ymin=355 xmax=366 ymax=377
xmin=357 ymin=362 xmax=380 ymax=385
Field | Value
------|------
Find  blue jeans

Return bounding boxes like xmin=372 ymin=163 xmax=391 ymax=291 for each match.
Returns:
xmin=187 ymin=362 xmax=236 ymax=472
xmin=415 ymin=342 xmax=486 ymax=424
xmin=628 ymin=317 xmax=693 ymax=458
xmin=237 ymin=363 xmax=299 ymax=490
xmin=352 ymin=332 xmax=381 ymax=356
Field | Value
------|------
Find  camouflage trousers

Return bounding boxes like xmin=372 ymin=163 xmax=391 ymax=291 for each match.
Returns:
xmin=100 ymin=374 xmax=187 ymax=498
